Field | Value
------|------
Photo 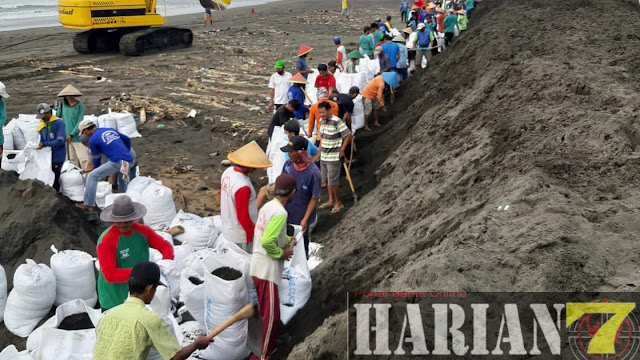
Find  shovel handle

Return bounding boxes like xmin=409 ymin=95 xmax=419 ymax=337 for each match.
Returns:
xmin=206 ymin=303 xmax=257 ymax=340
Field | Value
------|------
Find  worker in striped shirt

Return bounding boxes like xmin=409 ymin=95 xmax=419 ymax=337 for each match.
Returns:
xmin=318 ymin=101 xmax=352 ymax=214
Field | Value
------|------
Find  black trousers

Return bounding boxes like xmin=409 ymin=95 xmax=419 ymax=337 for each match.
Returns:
xmin=444 ymin=32 xmax=454 ymax=47
xmin=52 ymin=162 xmax=63 ymax=193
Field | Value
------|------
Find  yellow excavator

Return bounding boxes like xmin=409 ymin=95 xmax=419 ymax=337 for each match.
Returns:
xmin=58 ymin=0 xmax=231 ymax=56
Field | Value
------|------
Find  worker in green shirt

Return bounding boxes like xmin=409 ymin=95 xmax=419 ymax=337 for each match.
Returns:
xmin=359 ymin=26 xmax=375 ymax=57
xmin=94 ymin=261 xmax=212 ymax=360
xmin=443 ymin=9 xmax=458 ymax=47
xmin=457 ymin=10 xmax=468 ymax=31
xmin=466 ymin=0 xmax=475 ymax=17
xmin=0 ymin=82 xmax=8 ymax=168
xmin=56 ymin=84 xmax=90 ymax=170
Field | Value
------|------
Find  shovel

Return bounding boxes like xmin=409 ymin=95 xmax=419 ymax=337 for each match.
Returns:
xmin=206 ymin=302 xmax=263 ymax=357
xmin=343 ymin=137 xmax=358 ymax=203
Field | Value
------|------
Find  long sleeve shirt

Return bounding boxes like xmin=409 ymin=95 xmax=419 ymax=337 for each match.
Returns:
xmin=38 ymin=116 xmax=66 ymax=163
xmin=56 ymin=100 xmax=85 ymax=142
xmin=287 ymin=86 xmax=308 ymax=120
xmin=250 ymin=198 xmax=291 ymax=284
xmin=267 ymin=106 xmax=294 ymax=137
xmin=359 ymin=34 xmax=375 ymax=56
xmin=88 ymin=128 xmax=133 ymax=168
xmin=220 ymin=166 xmax=258 ymax=244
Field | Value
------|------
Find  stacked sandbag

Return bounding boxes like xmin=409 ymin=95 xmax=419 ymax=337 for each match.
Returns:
xmin=183 ymin=249 xmax=217 ymax=276
xmin=140 ymin=181 xmax=176 ymax=231
xmin=173 ymin=243 xmax=195 ymax=274
xmin=59 ymin=162 xmax=85 ymax=202
xmin=97 ymin=113 xmax=117 ymax=130
xmin=125 ymin=176 xmax=156 ymax=202
xmin=19 ymin=146 xmax=55 ymax=186
xmin=113 ymin=111 xmax=141 ymax=138
xmin=104 ymin=193 xmax=128 ymax=208
xmin=157 ymin=259 xmax=180 ymax=299
xmin=169 ymin=211 xmax=218 ymax=250
xmin=11 ymin=114 xmax=40 ymax=150
xmin=95 ymin=181 xmax=112 ymax=209
xmin=0 ymin=265 xmax=5 ymax=324
xmin=1 ymin=149 xmax=25 ymax=172
xmin=179 ymin=267 xmax=206 ymax=327
xmin=4 ymin=260 xmax=57 ymax=337
xmin=147 ymin=286 xmax=182 ymax=360
xmin=201 ymin=252 xmax=251 ymax=360
xmin=26 ymin=299 xmax=102 ymax=360
xmin=279 ymin=226 xmax=311 ymax=324
xmin=50 ymin=246 xmax=97 ymax=307
xmin=0 ymin=345 xmax=33 ymax=360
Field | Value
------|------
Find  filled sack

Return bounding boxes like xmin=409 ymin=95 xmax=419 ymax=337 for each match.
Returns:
xmin=0 ymin=345 xmax=33 ymax=360
xmin=1 ymin=149 xmax=25 ymax=173
xmin=26 ymin=299 xmax=102 ymax=360
xmin=95 ymin=181 xmax=112 ymax=209
xmin=147 ymin=286 xmax=182 ymax=360
xmin=2 ymin=121 xmax=14 ymax=151
xmin=173 ymin=244 xmax=195 ymax=274
xmin=19 ymin=145 xmax=55 ymax=186
xmin=157 ymin=260 xmax=180 ymax=299
xmin=179 ymin=267 xmax=206 ymax=327
xmin=59 ymin=162 xmax=85 ymax=202
xmin=104 ymin=193 xmax=128 ymax=208
xmin=140 ymin=181 xmax=176 ymax=231
xmin=125 ymin=175 xmax=156 ymax=203
xmin=97 ymin=113 xmax=117 ymax=130
xmin=201 ymin=252 xmax=251 ymax=360
xmin=279 ymin=226 xmax=311 ymax=325
xmin=4 ymin=259 xmax=57 ymax=337
xmin=113 ymin=111 xmax=142 ymax=138
xmin=50 ymin=246 xmax=97 ymax=307
xmin=169 ymin=211 xmax=218 ymax=250
xmin=0 ymin=265 xmax=5 ymax=324
xmin=351 ymin=94 xmax=365 ymax=133
xmin=210 ymin=236 xmax=257 ymax=304
xmin=266 ymin=126 xmax=287 ymax=184
xmin=12 ymin=114 xmax=40 ymax=150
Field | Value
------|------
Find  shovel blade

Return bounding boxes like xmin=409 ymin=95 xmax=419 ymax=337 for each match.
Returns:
xmin=247 ymin=313 xmax=263 ymax=357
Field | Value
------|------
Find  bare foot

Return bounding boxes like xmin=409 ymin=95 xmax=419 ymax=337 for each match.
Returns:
xmin=75 ymin=203 xmax=94 ymax=211
xmin=363 ymin=127 xmax=372 ymax=131
xmin=373 ymin=122 xmax=382 ymax=127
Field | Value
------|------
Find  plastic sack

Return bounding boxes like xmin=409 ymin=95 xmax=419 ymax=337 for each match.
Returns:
xmin=97 ymin=113 xmax=117 ymax=130
xmin=59 ymin=162 xmax=85 ymax=202
xmin=0 ymin=345 xmax=33 ymax=360
xmin=157 ymin=260 xmax=180 ymax=299
xmin=352 ymin=95 xmax=365 ymax=133
xmin=19 ymin=145 xmax=55 ymax=186
xmin=26 ymin=299 xmax=102 ymax=360
xmin=0 ymin=265 xmax=5 ymax=324
xmin=112 ymin=111 xmax=141 ymax=138
xmin=279 ymin=226 xmax=311 ymax=325
xmin=211 ymin=235 xmax=257 ymax=304
xmin=50 ymin=246 xmax=97 ymax=307
xmin=307 ymin=242 xmax=324 ymax=272
xmin=140 ymin=181 xmax=177 ymax=231
xmin=201 ymin=252 xmax=251 ymax=360
xmin=173 ymin=244 xmax=195 ymax=274
xmin=147 ymin=288 xmax=182 ymax=360
xmin=304 ymin=69 xmax=320 ymax=106
xmin=266 ymin=126 xmax=287 ymax=184
xmin=2 ymin=121 xmax=14 ymax=151
xmin=13 ymin=114 xmax=40 ymax=150
xmin=179 ymin=267 xmax=206 ymax=327
xmin=170 ymin=211 xmax=218 ymax=250
xmin=4 ymin=259 xmax=57 ymax=337
xmin=104 ymin=193 xmax=127 ymax=208
xmin=125 ymin=175 xmax=156 ymax=203
xmin=183 ymin=248 xmax=217 ymax=277
xmin=1 ymin=150 xmax=25 ymax=173
xmin=95 ymin=181 xmax=112 ymax=209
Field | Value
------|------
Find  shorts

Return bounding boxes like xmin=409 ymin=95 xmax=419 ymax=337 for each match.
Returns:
xmin=341 ymin=9 xmax=350 ymax=15
xmin=321 ymin=160 xmax=341 ymax=186
xmin=363 ymin=97 xmax=380 ymax=115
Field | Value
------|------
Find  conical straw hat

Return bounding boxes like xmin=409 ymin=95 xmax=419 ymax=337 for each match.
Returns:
xmin=227 ymin=141 xmax=272 ymax=168
xmin=402 ymin=27 xmax=413 ymax=34
xmin=58 ymin=84 xmax=83 ymax=97
xmin=297 ymin=45 xmax=313 ymax=56
xmin=288 ymin=73 xmax=308 ymax=84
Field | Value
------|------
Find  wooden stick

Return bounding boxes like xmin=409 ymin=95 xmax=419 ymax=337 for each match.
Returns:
xmin=343 ymin=162 xmax=358 ymax=203
xmin=206 ymin=303 xmax=258 ymax=340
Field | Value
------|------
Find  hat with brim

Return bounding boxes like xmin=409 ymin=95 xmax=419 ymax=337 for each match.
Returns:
xmin=456 ymin=9 xmax=466 ymax=15
xmin=392 ymin=35 xmax=405 ymax=43
xmin=417 ymin=23 xmax=426 ymax=30
xmin=411 ymin=5 xmax=419 ymax=10
xmin=58 ymin=84 xmax=83 ymax=97
xmin=427 ymin=3 xmax=436 ymax=10
xmin=227 ymin=141 xmax=272 ymax=168
xmin=297 ymin=45 xmax=313 ymax=56
xmin=100 ymin=195 xmax=147 ymax=223
xmin=288 ymin=73 xmax=308 ymax=84
xmin=347 ymin=50 xmax=364 ymax=59
xmin=0 ymin=82 xmax=9 ymax=99
xmin=436 ymin=7 xmax=445 ymax=13
xmin=402 ymin=27 xmax=413 ymax=34
xmin=382 ymin=72 xmax=399 ymax=87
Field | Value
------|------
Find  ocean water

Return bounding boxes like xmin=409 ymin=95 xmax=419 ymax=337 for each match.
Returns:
xmin=0 ymin=0 xmax=280 ymax=32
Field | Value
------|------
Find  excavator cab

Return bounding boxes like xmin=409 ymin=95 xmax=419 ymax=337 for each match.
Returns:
xmin=59 ymin=0 xmax=193 ymax=56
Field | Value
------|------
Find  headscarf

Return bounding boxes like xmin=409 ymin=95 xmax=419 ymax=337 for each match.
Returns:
xmin=292 ymin=150 xmax=311 ymax=171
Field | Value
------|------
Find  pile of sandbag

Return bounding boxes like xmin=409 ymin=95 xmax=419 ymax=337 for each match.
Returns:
xmin=357 ymin=55 xmax=381 ymax=84
xmin=126 ymin=175 xmax=156 ymax=202
xmin=95 ymin=181 xmax=113 ymax=209
xmin=170 ymin=211 xmax=219 ymax=250
xmin=140 ymin=181 xmax=177 ymax=231
xmin=50 ymin=246 xmax=97 ymax=307
xmin=304 ymin=69 xmax=320 ymax=105
xmin=59 ymin=162 xmax=85 ymax=202
xmin=8 ymin=114 xmax=40 ymax=151
xmin=19 ymin=145 xmax=55 ymax=186
xmin=26 ymin=299 xmax=102 ymax=360
xmin=147 ymin=286 xmax=182 ymax=360
xmin=334 ymin=72 xmax=367 ymax=95
xmin=97 ymin=111 xmax=141 ymax=138
xmin=279 ymin=226 xmax=312 ymax=324
xmin=4 ymin=260 xmax=57 ymax=337
xmin=0 ymin=345 xmax=32 ymax=360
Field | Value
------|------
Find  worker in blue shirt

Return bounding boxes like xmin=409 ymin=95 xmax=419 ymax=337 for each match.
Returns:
xmin=36 ymin=103 xmax=66 ymax=192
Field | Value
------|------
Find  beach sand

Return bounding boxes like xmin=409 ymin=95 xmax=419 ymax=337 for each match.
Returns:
xmin=0 ymin=0 xmax=399 ymax=353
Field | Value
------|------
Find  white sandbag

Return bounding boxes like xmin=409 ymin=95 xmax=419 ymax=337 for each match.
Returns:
xmin=13 ymin=114 xmax=40 ymax=150
xmin=50 ymin=246 xmax=97 ymax=307
xmin=307 ymin=242 xmax=324 ymax=272
xmin=157 ymin=260 xmax=181 ymax=299
xmin=206 ymin=215 xmax=223 ymax=234
xmin=334 ymin=72 xmax=367 ymax=95
xmin=0 ymin=345 xmax=33 ymax=360
xmin=140 ymin=181 xmax=177 ymax=231
xmin=11 ymin=126 xmax=26 ymax=151
xmin=125 ymin=175 xmax=156 ymax=203
xmin=95 ymin=181 xmax=112 ymax=209
xmin=183 ymin=248 xmax=217 ymax=276
xmin=104 ymin=193 xmax=127 ymax=208
xmin=113 ymin=111 xmax=142 ymax=138
xmin=279 ymin=226 xmax=311 ymax=325
xmin=59 ymin=162 xmax=85 ymax=202
xmin=179 ymin=321 xmax=206 ymax=360
xmin=304 ymin=69 xmax=320 ymax=105
xmin=179 ymin=267 xmax=206 ymax=327
xmin=173 ymin=244 xmax=195 ymax=274
xmin=97 ymin=113 xmax=117 ymax=130
xmin=2 ymin=121 xmax=14 ymax=151
xmin=82 ymin=115 xmax=98 ymax=126
xmin=352 ymin=94 xmax=365 ymax=133
xmin=26 ymin=299 xmax=102 ymax=360
xmin=201 ymin=253 xmax=251 ymax=360
xmin=170 ymin=211 xmax=218 ymax=250
xmin=266 ymin=126 xmax=287 ymax=184
xmin=211 ymin=235 xmax=257 ymax=303
xmin=19 ymin=145 xmax=55 ymax=186
xmin=4 ymin=259 xmax=57 ymax=337
xmin=146 ymin=304 xmax=181 ymax=360
xmin=359 ymin=55 xmax=380 ymax=84
xmin=149 ymin=248 xmax=163 ymax=263
xmin=0 ymin=265 xmax=5 ymax=324
xmin=1 ymin=150 xmax=24 ymax=173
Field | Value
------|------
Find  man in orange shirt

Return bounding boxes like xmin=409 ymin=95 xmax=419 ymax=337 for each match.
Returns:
xmin=361 ymin=72 xmax=398 ymax=130
xmin=307 ymin=87 xmax=339 ymax=146
xmin=436 ymin=7 xmax=446 ymax=34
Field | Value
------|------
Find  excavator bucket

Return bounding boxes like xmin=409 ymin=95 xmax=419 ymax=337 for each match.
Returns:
xmin=199 ymin=0 xmax=232 ymax=10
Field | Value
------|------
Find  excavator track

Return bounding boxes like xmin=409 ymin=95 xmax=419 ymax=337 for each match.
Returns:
xmin=119 ymin=27 xmax=193 ymax=56
xmin=73 ymin=30 xmax=122 ymax=54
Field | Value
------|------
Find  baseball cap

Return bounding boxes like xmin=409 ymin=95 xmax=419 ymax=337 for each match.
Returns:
xmin=375 ymin=17 xmax=382 ymax=22
xmin=333 ymin=37 xmax=341 ymax=44
xmin=417 ymin=23 xmax=426 ymax=30
xmin=78 ymin=119 xmax=96 ymax=132
xmin=349 ymin=86 xmax=360 ymax=95
xmin=328 ymin=60 xmax=337 ymax=68
xmin=280 ymin=136 xmax=308 ymax=152
xmin=0 ymin=81 xmax=9 ymax=99
xmin=274 ymin=173 xmax=297 ymax=192
xmin=35 ymin=103 xmax=52 ymax=119
xmin=274 ymin=60 xmax=285 ymax=69
xmin=129 ymin=261 xmax=167 ymax=287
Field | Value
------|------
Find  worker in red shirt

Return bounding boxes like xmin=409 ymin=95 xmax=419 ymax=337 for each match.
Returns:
xmin=96 ymin=195 xmax=175 ymax=311
xmin=220 ymin=142 xmax=273 ymax=253
xmin=314 ymin=64 xmax=337 ymax=93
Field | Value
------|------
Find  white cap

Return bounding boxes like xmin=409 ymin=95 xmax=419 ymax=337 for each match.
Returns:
xmin=417 ymin=23 xmax=426 ymax=30
xmin=78 ymin=119 xmax=97 ymax=132
xmin=0 ymin=81 xmax=9 ymax=99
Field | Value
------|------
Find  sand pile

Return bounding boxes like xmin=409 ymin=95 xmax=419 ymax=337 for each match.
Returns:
xmin=0 ymin=170 xmax=104 ymax=349
xmin=281 ymin=0 xmax=640 ymax=358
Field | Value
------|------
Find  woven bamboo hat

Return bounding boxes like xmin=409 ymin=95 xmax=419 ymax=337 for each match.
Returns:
xmin=392 ymin=35 xmax=406 ymax=43
xmin=227 ymin=141 xmax=272 ymax=168
xmin=58 ymin=84 xmax=83 ymax=97
xmin=288 ymin=73 xmax=308 ymax=84
xmin=402 ymin=27 xmax=413 ymax=34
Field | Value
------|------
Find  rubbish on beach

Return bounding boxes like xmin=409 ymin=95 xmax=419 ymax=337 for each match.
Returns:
xmin=248 ymin=106 xmax=260 ymax=111
xmin=187 ymin=109 xmax=197 ymax=118
xmin=497 ymin=205 xmax=510 ymax=211
xmin=157 ymin=124 xmax=165 ymax=129
xmin=95 ymin=76 xmax=107 ymax=83
xmin=221 ymin=160 xmax=232 ymax=166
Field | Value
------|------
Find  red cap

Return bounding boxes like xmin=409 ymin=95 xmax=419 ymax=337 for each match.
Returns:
xmin=275 ymin=174 xmax=297 ymax=192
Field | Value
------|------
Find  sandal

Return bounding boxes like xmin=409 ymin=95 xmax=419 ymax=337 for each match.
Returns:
xmin=331 ymin=206 xmax=344 ymax=214
xmin=319 ymin=203 xmax=333 ymax=209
